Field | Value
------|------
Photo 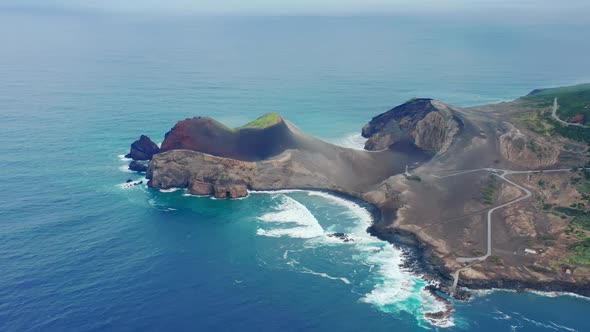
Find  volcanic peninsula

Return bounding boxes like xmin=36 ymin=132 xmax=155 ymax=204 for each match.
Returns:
xmin=124 ymin=84 xmax=590 ymax=306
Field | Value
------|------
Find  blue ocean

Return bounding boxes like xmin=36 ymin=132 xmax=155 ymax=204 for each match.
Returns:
xmin=1 ymin=10 xmax=589 ymax=331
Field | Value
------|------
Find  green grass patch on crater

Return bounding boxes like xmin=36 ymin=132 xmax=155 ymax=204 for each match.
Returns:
xmin=241 ymin=112 xmax=282 ymax=129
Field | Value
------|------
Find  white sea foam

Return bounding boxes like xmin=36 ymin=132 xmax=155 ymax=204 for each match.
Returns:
xmin=117 ymin=177 xmax=147 ymax=190
xmin=306 ymin=191 xmax=453 ymax=327
xmin=160 ymin=188 xmax=180 ymax=193
xmin=254 ymin=189 xmax=453 ymax=327
xmin=475 ymin=288 xmax=589 ymax=301
xmin=118 ymin=165 xmax=133 ymax=173
xmin=256 ymin=195 xmax=324 ymax=239
xmin=511 ymin=312 xmax=577 ymax=331
xmin=300 ymin=267 xmax=351 ymax=285
xmin=528 ymin=290 xmax=590 ymax=301
xmin=117 ymin=154 xmax=131 ymax=161
xmin=493 ymin=310 xmax=513 ymax=320
xmin=249 ymin=189 xmax=305 ymax=195
xmin=330 ymin=133 xmax=367 ymax=150
xmin=209 ymin=194 xmax=250 ymax=201
xmin=183 ymin=193 xmax=210 ymax=198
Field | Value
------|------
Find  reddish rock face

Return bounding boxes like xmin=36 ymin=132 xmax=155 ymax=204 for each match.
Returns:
xmin=125 ymin=135 xmax=160 ymax=160
xmin=160 ymin=116 xmax=297 ymax=161
xmin=571 ymin=114 xmax=585 ymax=124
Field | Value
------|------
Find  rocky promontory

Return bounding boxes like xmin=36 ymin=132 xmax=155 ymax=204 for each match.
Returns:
xmin=128 ymin=85 xmax=590 ymax=308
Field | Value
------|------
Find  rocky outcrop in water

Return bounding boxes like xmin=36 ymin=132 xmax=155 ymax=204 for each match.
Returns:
xmin=362 ymin=98 xmax=461 ymax=154
xmin=328 ymin=232 xmax=354 ymax=242
xmin=125 ymin=135 xmax=160 ymax=161
xmin=128 ymin=160 xmax=148 ymax=173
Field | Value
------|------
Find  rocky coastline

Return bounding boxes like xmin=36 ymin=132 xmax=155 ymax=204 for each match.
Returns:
xmin=124 ymin=90 xmax=590 ymax=316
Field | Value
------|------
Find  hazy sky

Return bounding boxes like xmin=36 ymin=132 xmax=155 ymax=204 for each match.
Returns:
xmin=5 ymin=0 xmax=590 ymax=17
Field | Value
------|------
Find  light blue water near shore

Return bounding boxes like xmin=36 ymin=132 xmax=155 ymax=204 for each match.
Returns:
xmin=1 ymin=10 xmax=590 ymax=331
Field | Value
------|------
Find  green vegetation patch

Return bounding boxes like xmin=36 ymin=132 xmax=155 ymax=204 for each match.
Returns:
xmin=481 ymin=175 xmax=497 ymax=205
xmin=572 ymin=214 xmax=590 ymax=231
xmin=489 ymin=255 xmax=503 ymax=266
xmin=549 ymin=120 xmax=590 ymax=143
xmin=519 ymin=83 xmax=590 ymax=143
xmin=579 ymin=182 xmax=590 ymax=195
xmin=514 ymin=110 xmax=554 ymax=136
xmin=566 ymin=237 xmax=590 ymax=266
xmin=523 ymin=83 xmax=590 ymax=120
xmin=241 ymin=112 xmax=282 ymax=129
xmin=554 ymin=206 xmax=586 ymax=217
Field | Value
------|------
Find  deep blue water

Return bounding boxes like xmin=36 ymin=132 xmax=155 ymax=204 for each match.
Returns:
xmin=1 ymin=10 xmax=589 ymax=331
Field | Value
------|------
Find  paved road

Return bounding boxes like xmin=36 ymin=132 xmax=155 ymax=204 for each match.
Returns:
xmin=431 ymin=167 xmax=578 ymax=263
xmin=434 ymin=166 xmax=584 ymax=293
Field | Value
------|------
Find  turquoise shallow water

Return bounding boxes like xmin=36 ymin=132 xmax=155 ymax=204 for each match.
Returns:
xmin=1 ymin=10 xmax=590 ymax=331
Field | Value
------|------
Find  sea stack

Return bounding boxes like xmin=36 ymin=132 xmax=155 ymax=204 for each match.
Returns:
xmin=125 ymin=135 xmax=160 ymax=161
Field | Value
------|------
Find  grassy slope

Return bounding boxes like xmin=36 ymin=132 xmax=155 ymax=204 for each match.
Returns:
xmin=517 ymin=83 xmax=590 ymax=143
xmin=523 ymin=83 xmax=590 ymax=120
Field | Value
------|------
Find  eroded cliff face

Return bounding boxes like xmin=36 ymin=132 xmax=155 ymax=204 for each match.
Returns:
xmin=147 ymin=150 xmax=340 ymax=199
xmin=499 ymin=125 xmax=559 ymax=168
xmin=362 ymin=98 xmax=461 ymax=154
xmin=146 ymin=146 xmax=421 ymax=204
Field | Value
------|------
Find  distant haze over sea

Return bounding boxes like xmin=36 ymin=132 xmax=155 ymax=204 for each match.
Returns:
xmin=0 ymin=7 xmax=589 ymax=332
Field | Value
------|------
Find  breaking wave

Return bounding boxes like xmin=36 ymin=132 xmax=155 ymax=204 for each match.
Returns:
xmin=256 ymin=194 xmax=324 ymax=239
xmin=329 ymin=133 xmax=367 ymax=150
xmin=253 ymin=190 xmax=453 ymax=327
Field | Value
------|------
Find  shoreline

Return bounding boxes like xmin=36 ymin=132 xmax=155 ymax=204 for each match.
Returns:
xmin=366 ymin=202 xmax=590 ymax=299
xmin=148 ymin=177 xmax=590 ymax=299
xmin=139 ymin=176 xmax=590 ymax=327
xmin=250 ymin=185 xmax=590 ymax=299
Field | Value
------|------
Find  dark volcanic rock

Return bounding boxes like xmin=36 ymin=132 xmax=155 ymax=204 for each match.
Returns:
xmin=451 ymin=288 xmax=472 ymax=301
xmin=159 ymin=116 xmax=298 ymax=161
xmin=128 ymin=160 xmax=148 ymax=173
xmin=328 ymin=232 xmax=354 ymax=242
xmin=362 ymin=98 xmax=461 ymax=154
xmin=125 ymin=135 xmax=160 ymax=161
xmin=424 ymin=285 xmax=455 ymax=323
